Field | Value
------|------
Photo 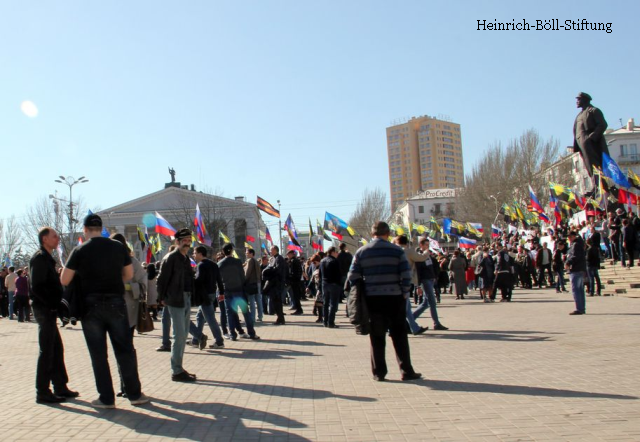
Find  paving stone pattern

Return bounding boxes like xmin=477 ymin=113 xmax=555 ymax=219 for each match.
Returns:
xmin=0 ymin=287 xmax=638 ymax=441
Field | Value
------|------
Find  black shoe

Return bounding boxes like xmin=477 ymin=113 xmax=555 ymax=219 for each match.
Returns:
xmin=53 ymin=388 xmax=79 ymax=398
xmin=401 ymin=372 xmax=422 ymax=382
xmin=373 ymin=375 xmax=386 ymax=382
xmin=315 ymin=318 xmax=323 ymax=323
xmin=156 ymin=345 xmax=171 ymax=352
xmin=273 ymin=320 xmax=285 ymax=325
xmin=116 ymin=391 xmax=127 ymax=398
xmin=569 ymin=311 xmax=585 ymax=315
xmin=172 ymin=371 xmax=197 ymax=383
xmin=36 ymin=392 xmax=66 ymax=404
xmin=433 ymin=324 xmax=448 ymax=331
xmin=328 ymin=324 xmax=339 ymax=328
xmin=291 ymin=310 xmax=303 ymax=316
xmin=413 ymin=326 xmax=428 ymax=335
xmin=198 ymin=334 xmax=208 ymax=350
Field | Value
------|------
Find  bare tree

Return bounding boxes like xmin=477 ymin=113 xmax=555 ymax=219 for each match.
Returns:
xmin=0 ymin=215 xmax=22 ymax=260
xmin=21 ymin=195 xmax=88 ymax=259
xmin=456 ymin=129 xmax=562 ymax=235
xmin=349 ymin=188 xmax=392 ymax=240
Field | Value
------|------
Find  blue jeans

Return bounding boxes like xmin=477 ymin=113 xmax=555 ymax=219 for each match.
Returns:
xmin=167 ymin=293 xmax=191 ymax=375
xmin=161 ymin=306 xmax=172 ymax=348
xmin=322 ymin=283 xmax=340 ymax=326
xmin=405 ymin=297 xmax=421 ymax=333
xmin=555 ymin=269 xmax=566 ymax=291
xmin=81 ymin=296 xmax=142 ymax=405
xmin=569 ymin=272 xmax=586 ymax=313
xmin=219 ymin=299 xmax=243 ymax=335
xmin=8 ymin=290 xmax=15 ymax=318
xmin=413 ymin=279 xmax=440 ymax=325
xmin=189 ymin=295 xmax=223 ymax=345
xmin=248 ymin=293 xmax=263 ymax=322
xmin=225 ymin=292 xmax=256 ymax=338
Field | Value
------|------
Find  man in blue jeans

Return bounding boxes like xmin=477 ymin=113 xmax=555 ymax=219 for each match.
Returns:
xmin=189 ymin=246 xmax=225 ymax=349
xmin=565 ymin=230 xmax=587 ymax=315
xmin=414 ymin=239 xmax=448 ymax=331
xmin=61 ymin=214 xmax=149 ymax=408
xmin=157 ymin=229 xmax=198 ymax=382
xmin=319 ymin=246 xmax=341 ymax=328
xmin=218 ymin=243 xmax=260 ymax=341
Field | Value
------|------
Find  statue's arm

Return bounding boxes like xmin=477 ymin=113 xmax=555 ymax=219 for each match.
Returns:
xmin=591 ymin=108 xmax=608 ymax=139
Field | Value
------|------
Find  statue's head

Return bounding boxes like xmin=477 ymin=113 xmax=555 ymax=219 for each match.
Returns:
xmin=576 ymin=92 xmax=592 ymax=108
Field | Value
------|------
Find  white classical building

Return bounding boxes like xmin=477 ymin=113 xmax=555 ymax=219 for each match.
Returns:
xmin=392 ymin=188 xmax=456 ymax=226
xmin=98 ymin=183 xmax=267 ymax=262
xmin=606 ymin=118 xmax=640 ymax=176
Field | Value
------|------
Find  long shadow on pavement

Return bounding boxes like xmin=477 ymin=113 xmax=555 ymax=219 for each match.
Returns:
xmin=404 ymin=379 xmax=638 ymax=400
xmin=265 ymin=338 xmax=346 ymax=347
xmin=196 ymin=379 xmax=377 ymax=402
xmin=60 ymin=398 xmax=311 ymax=441
xmin=425 ymin=329 xmax=561 ymax=342
xmin=188 ymin=348 xmax=318 ymax=360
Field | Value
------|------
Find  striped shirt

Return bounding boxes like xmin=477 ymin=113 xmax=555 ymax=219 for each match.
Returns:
xmin=347 ymin=238 xmax=411 ymax=296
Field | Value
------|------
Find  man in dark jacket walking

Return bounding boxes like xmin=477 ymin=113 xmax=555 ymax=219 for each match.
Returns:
xmin=157 ymin=228 xmax=197 ymax=383
xmin=189 ymin=246 xmax=225 ymax=350
xmin=319 ymin=246 xmax=341 ymax=328
xmin=30 ymin=227 xmax=78 ymax=404
xmin=218 ymin=243 xmax=260 ymax=341
xmin=565 ymin=231 xmax=587 ymax=315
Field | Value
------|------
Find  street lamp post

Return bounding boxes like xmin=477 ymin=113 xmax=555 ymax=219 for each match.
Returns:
xmin=54 ymin=175 xmax=89 ymax=248
xmin=489 ymin=193 xmax=500 ymax=225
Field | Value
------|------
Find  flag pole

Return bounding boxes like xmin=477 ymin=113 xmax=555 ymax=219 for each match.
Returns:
xmin=256 ymin=207 xmax=262 ymax=257
xmin=277 ymin=200 xmax=283 ymax=253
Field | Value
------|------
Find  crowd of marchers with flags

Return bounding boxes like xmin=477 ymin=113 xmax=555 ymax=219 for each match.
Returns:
xmin=5 ymin=148 xmax=640 ymax=405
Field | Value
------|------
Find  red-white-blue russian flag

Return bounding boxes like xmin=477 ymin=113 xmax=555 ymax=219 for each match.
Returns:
xmin=155 ymin=212 xmax=177 ymax=237
xmin=459 ymin=237 xmax=477 ymax=249
xmin=491 ymin=225 xmax=501 ymax=238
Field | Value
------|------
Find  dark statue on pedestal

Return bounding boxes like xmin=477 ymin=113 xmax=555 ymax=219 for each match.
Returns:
xmin=573 ymin=92 xmax=609 ymax=177
xmin=168 ymin=167 xmax=176 ymax=183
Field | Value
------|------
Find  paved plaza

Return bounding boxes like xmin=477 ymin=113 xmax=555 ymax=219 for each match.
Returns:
xmin=0 ymin=288 xmax=638 ymax=442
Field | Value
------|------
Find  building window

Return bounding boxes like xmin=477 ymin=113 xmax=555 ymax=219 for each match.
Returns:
xmin=418 ymin=205 xmax=424 ymax=214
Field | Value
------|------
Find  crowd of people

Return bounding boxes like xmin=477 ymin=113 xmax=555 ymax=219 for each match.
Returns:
xmin=2 ymin=206 xmax=636 ymax=406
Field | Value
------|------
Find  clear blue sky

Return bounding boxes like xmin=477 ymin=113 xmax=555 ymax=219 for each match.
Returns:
xmin=1 ymin=0 xmax=637 ymax=233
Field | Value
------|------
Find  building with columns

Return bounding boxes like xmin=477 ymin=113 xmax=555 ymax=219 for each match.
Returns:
xmin=98 ymin=182 xmax=267 ymax=262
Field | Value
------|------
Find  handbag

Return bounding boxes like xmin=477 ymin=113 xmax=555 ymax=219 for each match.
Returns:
xmin=136 ymin=301 xmax=154 ymax=334
xmin=474 ymin=264 xmax=483 ymax=276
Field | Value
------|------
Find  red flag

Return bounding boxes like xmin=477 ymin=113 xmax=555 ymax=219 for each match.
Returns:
xmin=618 ymin=189 xmax=629 ymax=204
xmin=629 ymin=192 xmax=638 ymax=205
xmin=331 ymin=231 xmax=343 ymax=240
xmin=246 ymin=235 xmax=256 ymax=243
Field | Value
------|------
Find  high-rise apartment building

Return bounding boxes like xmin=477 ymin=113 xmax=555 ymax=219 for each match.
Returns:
xmin=387 ymin=115 xmax=464 ymax=210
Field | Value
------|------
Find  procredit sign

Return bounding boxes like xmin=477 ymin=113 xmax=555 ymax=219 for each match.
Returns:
xmin=422 ymin=189 xmax=456 ymax=199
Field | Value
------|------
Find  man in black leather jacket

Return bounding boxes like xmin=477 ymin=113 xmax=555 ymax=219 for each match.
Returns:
xmin=157 ymin=228 xmax=197 ymax=382
xmin=30 ymin=227 xmax=78 ymax=404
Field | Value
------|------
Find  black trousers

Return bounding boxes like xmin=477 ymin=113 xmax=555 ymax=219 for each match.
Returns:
xmin=366 ymin=295 xmax=415 ymax=378
xmin=32 ymin=303 xmax=69 ymax=395
xmin=537 ymin=264 xmax=554 ymax=286
xmin=269 ymin=288 xmax=285 ymax=323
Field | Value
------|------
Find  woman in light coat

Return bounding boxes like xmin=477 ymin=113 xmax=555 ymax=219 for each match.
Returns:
xmin=111 ymin=233 xmax=148 ymax=331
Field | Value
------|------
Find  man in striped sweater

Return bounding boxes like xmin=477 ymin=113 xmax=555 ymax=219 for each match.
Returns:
xmin=348 ymin=221 xmax=422 ymax=382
